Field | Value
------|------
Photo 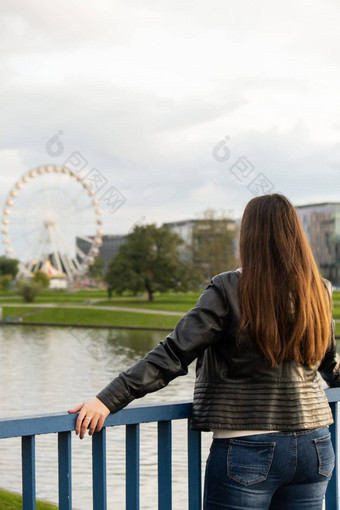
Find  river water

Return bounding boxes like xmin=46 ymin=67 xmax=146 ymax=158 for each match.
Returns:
xmin=0 ymin=325 xmax=213 ymax=509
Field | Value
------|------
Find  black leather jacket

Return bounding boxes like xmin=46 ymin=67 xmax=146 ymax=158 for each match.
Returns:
xmin=97 ymin=270 xmax=340 ymax=431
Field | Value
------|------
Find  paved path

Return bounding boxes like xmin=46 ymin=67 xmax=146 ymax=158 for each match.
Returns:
xmin=0 ymin=303 xmax=184 ymax=316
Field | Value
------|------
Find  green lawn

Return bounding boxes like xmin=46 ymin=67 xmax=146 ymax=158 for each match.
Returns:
xmin=1 ymin=307 xmax=39 ymax=319
xmin=336 ymin=322 xmax=340 ymax=336
xmin=94 ymin=293 xmax=201 ymax=312
xmin=0 ymin=288 xmax=200 ymax=307
xmin=3 ymin=306 xmax=181 ymax=330
xmin=0 ymin=286 xmax=338 ymax=306
xmin=0 ymin=489 xmax=57 ymax=510
xmin=0 ymin=289 xmax=108 ymax=304
xmin=333 ymin=305 xmax=340 ymax=319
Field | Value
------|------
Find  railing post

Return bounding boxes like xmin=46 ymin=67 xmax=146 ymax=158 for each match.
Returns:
xmin=58 ymin=431 xmax=72 ymax=510
xmin=126 ymin=424 xmax=140 ymax=510
xmin=92 ymin=428 xmax=107 ymax=510
xmin=22 ymin=435 xmax=36 ymax=510
xmin=187 ymin=420 xmax=201 ymax=510
xmin=326 ymin=401 xmax=339 ymax=510
xmin=158 ymin=420 xmax=172 ymax=510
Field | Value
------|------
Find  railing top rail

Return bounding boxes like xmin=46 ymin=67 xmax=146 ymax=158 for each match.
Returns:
xmin=0 ymin=400 xmax=193 ymax=439
xmin=325 ymin=387 xmax=340 ymax=402
xmin=2 ymin=387 xmax=340 ymax=440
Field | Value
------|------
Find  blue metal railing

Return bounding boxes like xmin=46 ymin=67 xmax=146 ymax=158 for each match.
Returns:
xmin=326 ymin=388 xmax=340 ymax=510
xmin=0 ymin=401 xmax=200 ymax=510
xmin=0 ymin=390 xmax=340 ymax=510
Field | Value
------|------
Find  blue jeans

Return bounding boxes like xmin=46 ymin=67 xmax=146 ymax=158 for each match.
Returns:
xmin=204 ymin=427 xmax=335 ymax=509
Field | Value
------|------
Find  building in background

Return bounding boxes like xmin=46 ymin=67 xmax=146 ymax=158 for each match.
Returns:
xmin=76 ymin=235 xmax=126 ymax=272
xmin=295 ymin=202 xmax=340 ymax=286
xmin=163 ymin=220 xmax=198 ymax=247
xmin=163 ymin=218 xmax=238 ymax=279
xmin=164 ymin=218 xmax=236 ymax=244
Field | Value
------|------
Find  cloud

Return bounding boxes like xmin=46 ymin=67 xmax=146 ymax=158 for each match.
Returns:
xmin=0 ymin=0 xmax=339 ymax=255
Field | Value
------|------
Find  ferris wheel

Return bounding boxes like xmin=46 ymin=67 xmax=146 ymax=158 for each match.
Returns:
xmin=2 ymin=165 xmax=103 ymax=281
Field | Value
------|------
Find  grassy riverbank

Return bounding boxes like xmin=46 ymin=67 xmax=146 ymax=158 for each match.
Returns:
xmin=0 ymin=489 xmax=57 ymax=510
xmin=0 ymin=288 xmax=197 ymax=330
xmin=2 ymin=306 xmax=182 ymax=329
xmin=0 ymin=288 xmax=339 ymax=334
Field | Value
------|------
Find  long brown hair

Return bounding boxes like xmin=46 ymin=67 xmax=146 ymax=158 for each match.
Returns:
xmin=237 ymin=193 xmax=332 ymax=367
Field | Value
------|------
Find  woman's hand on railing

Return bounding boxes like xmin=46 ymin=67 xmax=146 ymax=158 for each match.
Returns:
xmin=68 ymin=398 xmax=110 ymax=440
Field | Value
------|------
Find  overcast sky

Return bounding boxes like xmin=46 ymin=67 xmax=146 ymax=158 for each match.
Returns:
xmin=1 ymin=0 xmax=339 ymax=254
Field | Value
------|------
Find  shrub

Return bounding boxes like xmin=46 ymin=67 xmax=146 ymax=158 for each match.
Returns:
xmin=16 ymin=280 xmax=42 ymax=303
xmin=0 ymin=274 xmax=13 ymax=290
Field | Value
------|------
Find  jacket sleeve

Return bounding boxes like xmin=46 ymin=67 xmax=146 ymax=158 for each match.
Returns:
xmin=96 ymin=275 xmax=229 ymax=413
xmin=318 ymin=278 xmax=340 ymax=386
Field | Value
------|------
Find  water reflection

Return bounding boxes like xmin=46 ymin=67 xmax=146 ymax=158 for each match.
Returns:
xmin=0 ymin=325 xmax=211 ymax=510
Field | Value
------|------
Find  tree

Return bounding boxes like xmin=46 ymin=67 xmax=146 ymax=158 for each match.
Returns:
xmin=0 ymin=256 xmax=19 ymax=278
xmin=105 ymin=224 xmax=197 ymax=301
xmin=33 ymin=271 xmax=50 ymax=289
xmin=16 ymin=280 xmax=42 ymax=303
xmin=190 ymin=209 xmax=238 ymax=282
xmin=88 ymin=256 xmax=105 ymax=280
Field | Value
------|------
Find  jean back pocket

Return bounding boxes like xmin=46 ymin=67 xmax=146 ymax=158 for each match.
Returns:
xmin=313 ymin=433 xmax=335 ymax=477
xmin=227 ymin=439 xmax=276 ymax=486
